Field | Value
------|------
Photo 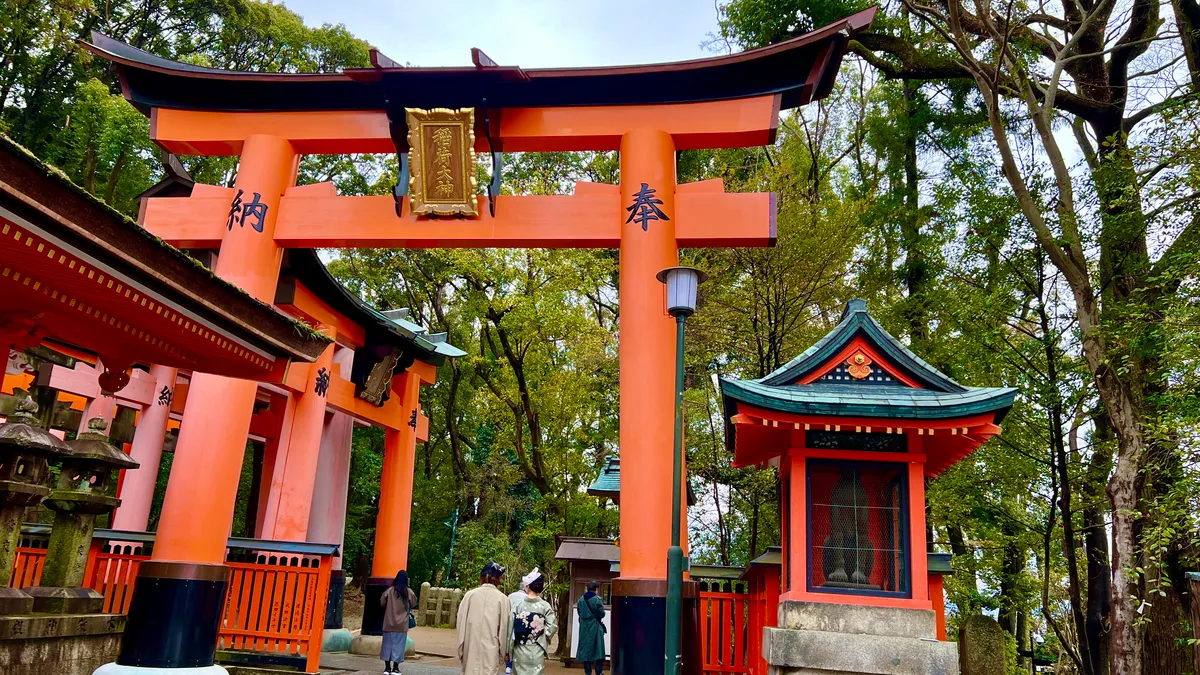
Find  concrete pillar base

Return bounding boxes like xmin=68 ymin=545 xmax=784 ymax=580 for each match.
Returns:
xmin=349 ymin=633 xmax=414 ymax=657
xmin=322 ymin=627 xmax=353 ymax=653
xmin=765 ymin=601 xmax=959 ymax=675
xmin=94 ymin=664 xmax=228 ymax=675
xmin=350 ymin=633 xmax=381 ymax=657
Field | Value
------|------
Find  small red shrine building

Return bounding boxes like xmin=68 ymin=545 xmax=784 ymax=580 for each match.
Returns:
xmin=721 ymin=299 xmax=1014 ymax=642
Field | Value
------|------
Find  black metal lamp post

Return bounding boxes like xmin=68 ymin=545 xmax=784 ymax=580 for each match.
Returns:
xmin=655 ymin=265 xmax=706 ymax=675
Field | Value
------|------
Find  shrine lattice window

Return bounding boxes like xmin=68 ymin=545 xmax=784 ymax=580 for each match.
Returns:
xmin=807 ymin=461 xmax=910 ymax=598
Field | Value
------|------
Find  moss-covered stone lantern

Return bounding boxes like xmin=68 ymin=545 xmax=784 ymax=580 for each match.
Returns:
xmin=25 ymin=417 xmax=138 ymax=613
xmin=0 ymin=392 xmax=69 ymax=614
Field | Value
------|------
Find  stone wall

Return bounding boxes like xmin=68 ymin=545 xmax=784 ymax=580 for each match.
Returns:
xmin=418 ymin=582 xmax=463 ymax=628
xmin=0 ymin=613 xmax=125 ymax=675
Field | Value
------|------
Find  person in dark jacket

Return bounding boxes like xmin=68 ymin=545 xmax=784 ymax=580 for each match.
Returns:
xmin=381 ymin=570 xmax=418 ymax=675
xmin=576 ymin=580 xmax=606 ymax=675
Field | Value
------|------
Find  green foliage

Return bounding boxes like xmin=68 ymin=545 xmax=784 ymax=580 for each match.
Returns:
xmin=0 ymin=0 xmax=372 ymax=215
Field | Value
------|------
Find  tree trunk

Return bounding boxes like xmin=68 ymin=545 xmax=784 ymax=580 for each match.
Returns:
xmin=749 ymin=486 xmax=760 ymax=561
xmin=899 ymin=78 xmax=927 ymax=344
xmin=1141 ymin=561 xmax=1192 ymax=675
xmin=998 ymin=518 xmax=1022 ymax=636
xmin=947 ymin=525 xmax=978 ymax=612
xmin=1172 ymin=0 xmax=1200 ymax=88
xmin=103 ymin=144 xmax=130 ymax=203
xmin=243 ymin=440 xmax=265 ymax=539
xmin=1107 ymin=433 xmax=1146 ymax=675
xmin=1083 ymin=417 xmax=1114 ymax=675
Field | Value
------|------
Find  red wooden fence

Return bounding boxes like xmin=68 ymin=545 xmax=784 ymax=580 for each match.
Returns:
xmin=219 ymin=553 xmax=332 ymax=673
xmin=83 ymin=543 xmax=147 ymax=614
xmin=8 ymin=547 xmax=46 ymax=588
xmin=698 ymin=580 xmax=753 ymax=675
xmin=8 ymin=530 xmax=334 ymax=673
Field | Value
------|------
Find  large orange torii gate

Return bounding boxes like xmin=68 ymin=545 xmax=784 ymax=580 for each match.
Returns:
xmin=85 ymin=8 xmax=874 ymax=675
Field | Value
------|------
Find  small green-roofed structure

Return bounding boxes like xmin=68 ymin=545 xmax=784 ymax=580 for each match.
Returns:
xmin=587 ymin=456 xmax=697 ymax=506
xmin=720 ymin=299 xmax=1016 ymax=476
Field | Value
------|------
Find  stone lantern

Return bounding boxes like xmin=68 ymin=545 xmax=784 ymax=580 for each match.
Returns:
xmin=0 ymin=391 xmax=69 ymax=614
xmin=25 ymin=417 xmax=138 ymax=613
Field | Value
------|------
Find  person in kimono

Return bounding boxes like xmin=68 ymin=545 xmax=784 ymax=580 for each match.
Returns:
xmin=506 ymin=567 xmax=539 ymax=674
xmin=509 ymin=571 xmax=557 ymax=675
xmin=457 ymin=560 xmax=512 ymax=675
xmin=575 ymin=580 xmax=607 ymax=675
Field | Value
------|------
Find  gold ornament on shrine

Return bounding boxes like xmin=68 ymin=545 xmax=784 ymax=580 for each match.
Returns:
xmin=406 ymin=107 xmax=479 ymax=217
xmin=846 ymin=352 xmax=873 ymax=379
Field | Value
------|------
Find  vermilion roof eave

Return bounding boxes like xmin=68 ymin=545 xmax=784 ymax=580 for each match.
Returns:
xmin=728 ymin=403 xmax=1004 ymax=469
xmin=731 ymin=402 xmax=1005 ymax=430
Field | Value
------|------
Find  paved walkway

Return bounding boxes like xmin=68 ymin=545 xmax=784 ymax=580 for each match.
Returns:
xmin=320 ymin=626 xmax=578 ymax=675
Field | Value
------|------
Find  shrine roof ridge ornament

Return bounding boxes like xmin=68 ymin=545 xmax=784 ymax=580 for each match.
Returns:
xmin=80 ymin=7 xmax=875 ymax=115
xmin=759 ymin=297 xmax=968 ymax=392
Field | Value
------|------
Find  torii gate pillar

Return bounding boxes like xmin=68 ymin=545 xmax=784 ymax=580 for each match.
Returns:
xmin=103 ymin=134 xmax=297 ymax=675
xmin=611 ymin=128 xmax=700 ymax=673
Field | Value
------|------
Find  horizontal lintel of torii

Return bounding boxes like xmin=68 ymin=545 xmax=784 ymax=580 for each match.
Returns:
xmin=140 ymin=181 xmax=776 ymax=249
xmin=147 ymin=97 xmax=781 ymax=155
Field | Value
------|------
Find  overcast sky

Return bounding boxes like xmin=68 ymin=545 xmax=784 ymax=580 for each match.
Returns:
xmin=282 ymin=0 xmax=729 ymax=68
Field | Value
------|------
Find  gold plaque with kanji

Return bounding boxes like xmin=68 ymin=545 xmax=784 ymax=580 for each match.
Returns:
xmin=406 ymin=107 xmax=478 ymax=217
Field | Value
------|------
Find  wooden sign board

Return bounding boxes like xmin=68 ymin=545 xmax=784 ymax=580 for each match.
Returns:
xmin=406 ymin=107 xmax=478 ymax=217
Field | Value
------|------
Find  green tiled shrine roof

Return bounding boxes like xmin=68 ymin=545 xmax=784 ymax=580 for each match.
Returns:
xmin=587 ymin=456 xmax=622 ymax=497
xmin=587 ymin=456 xmax=697 ymax=506
xmin=720 ymin=299 xmax=1016 ymax=423
xmin=721 ymin=380 xmax=1017 ymax=420
xmin=720 ymin=300 xmax=1016 ymax=464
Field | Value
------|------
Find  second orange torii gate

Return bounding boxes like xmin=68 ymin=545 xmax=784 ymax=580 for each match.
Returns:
xmin=84 ymin=8 xmax=875 ymax=675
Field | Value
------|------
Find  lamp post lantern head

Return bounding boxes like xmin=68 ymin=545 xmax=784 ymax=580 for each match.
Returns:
xmin=656 ymin=266 xmax=708 ymax=317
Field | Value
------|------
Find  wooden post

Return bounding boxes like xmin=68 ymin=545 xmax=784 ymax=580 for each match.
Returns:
xmin=306 ymin=553 xmax=334 ymax=673
xmin=114 ymin=134 xmax=298 ymax=671
xmin=259 ymin=332 xmax=335 ymax=541
xmin=370 ymin=370 xmax=421 ymax=578
xmin=112 ymin=364 xmax=178 ymax=532
xmin=615 ymin=128 xmax=679 ymax=581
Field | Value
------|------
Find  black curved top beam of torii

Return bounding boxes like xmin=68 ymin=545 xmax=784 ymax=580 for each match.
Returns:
xmin=80 ymin=7 xmax=876 ymax=114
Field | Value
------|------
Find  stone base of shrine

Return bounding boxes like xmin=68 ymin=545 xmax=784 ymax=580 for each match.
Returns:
xmin=764 ymin=601 xmax=958 ymax=675
xmin=0 ymin=612 xmax=125 ymax=675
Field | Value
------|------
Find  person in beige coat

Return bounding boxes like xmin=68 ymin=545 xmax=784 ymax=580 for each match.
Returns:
xmin=457 ymin=561 xmax=512 ymax=675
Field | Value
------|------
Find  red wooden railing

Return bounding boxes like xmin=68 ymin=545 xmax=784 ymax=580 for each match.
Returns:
xmin=8 ymin=527 xmax=335 ymax=673
xmin=219 ymin=553 xmax=332 ymax=673
xmin=9 ymin=547 xmax=47 ymax=588
xmin=743 ymin=563 xmax=781 ymax=675
xmin=698 ymin=580 xmax=753 ymax=675
xmin=83 ymin=543 xmax=148 ymax=614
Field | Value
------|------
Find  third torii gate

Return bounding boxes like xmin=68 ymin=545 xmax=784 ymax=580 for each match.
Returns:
xmin=85 ymin=8 xmax=874 ymax=674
